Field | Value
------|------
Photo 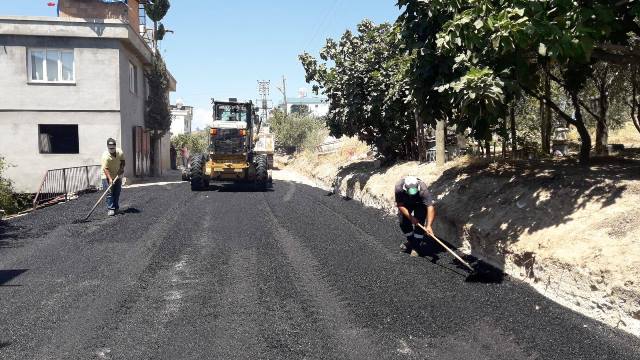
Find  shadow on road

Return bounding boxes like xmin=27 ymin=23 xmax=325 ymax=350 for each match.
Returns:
xmin=414 ymin=236 xmax=505 ymax=283
xmin=205 ymin=183 xmax=274 ymax=193
xmin=120 ymin=207 xmax=142 ymax=214
xmin=0 ymin=269 xmax=28 ymax=286
xmin=0 ymin=222 xmax=30 ymax=248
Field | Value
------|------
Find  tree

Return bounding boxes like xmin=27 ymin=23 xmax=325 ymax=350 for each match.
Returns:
xmin=144 ymin=0 xmax=171 ymax=50
xmin=434 ymin=0 xmax=640 ymax=164
xmin=171 ymin=132 xmax=208 ymax=155
xmin=627 ymin=64 xmax=640 ymax=136
xmin=269 ymin=109 xmax=327 ymax=152
xmin=397 ymin=0 xmax=460 ymax=164
xmin=300 ymin=21 xmax=416 ymax=160
xmin=581 ymin=63 xmax=627 ymax=155
xmin=144 ymin=53 xmax=171 ymax=175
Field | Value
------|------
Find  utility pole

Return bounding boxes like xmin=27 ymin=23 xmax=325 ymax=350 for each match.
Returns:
xmin=276 ymin=75 xmax=288 ymax=115
xmin=257 ymin=80 xmax=270 ymax=128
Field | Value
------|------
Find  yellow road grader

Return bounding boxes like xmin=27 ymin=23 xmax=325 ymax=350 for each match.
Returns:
xmin=190 ymin=98 xmax=272 ymax=190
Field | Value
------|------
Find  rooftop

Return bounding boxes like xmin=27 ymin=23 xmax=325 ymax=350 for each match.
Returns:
xmin=283 ymin=97 xmax=328 ymax=105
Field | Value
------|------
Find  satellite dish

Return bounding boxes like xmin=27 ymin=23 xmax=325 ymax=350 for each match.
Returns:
xmin=176 ymin=98 xmax=184 ymax=109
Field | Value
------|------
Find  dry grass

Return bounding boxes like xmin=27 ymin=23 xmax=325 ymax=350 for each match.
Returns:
xmin=609 ymin=122 xmax=640 ymax=147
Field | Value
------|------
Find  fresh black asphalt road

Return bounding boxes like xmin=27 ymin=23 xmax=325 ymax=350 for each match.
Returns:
xmin=1 ymin=177 xmax=639 ymax=359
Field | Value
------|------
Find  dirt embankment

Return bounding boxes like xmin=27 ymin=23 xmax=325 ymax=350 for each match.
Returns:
xmin=279 ymin=150 xmax=640 ymax=336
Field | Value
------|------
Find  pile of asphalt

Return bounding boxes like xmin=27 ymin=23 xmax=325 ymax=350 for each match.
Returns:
xmin=0 ymin=180 xmax=638 ymax=359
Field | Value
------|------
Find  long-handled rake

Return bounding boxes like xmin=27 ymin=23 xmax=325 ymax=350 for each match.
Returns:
xmin=412 ymin=222 xmax=502 ymax=282
xmin=76 ymin=175 xmax=120 ymax=223
xmin=415 ymin=223 xmax=474 ymax=272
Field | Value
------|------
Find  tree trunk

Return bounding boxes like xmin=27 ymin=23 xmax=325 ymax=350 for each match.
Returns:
xmin=631 ymin=69 xmax=640 ymax=135
xmin=502 ymin=118 xmax=507 ymax=159
xmin=485 ymin=138 xmax=491 ymax=158
xmin=595 ymin=88 xmax=609 ymax=155
xmin=415 ymin=111 xmax=425 ymax=162
xmin=436 ymin=118 xmax=446 ymax=166
xmin=510 ymin=104 xmax=517 ymax=155
xmin=541 ymin=70 xmax=552 ymax=155
xmin=570 ymin=93 xmax=592 ymax=166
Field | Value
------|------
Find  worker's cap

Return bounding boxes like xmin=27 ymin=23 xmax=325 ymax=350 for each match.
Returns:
xmin=403 ymin=176 xmax=420 ymax=196
xmin=107 ymin=138 xmax=117 ymax=147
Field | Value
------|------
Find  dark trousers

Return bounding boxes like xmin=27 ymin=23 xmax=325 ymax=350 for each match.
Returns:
xmin=398 ymin=204 xmax=427 ymax=240
xmin=102 ymin=178 xmax=122 ymax=211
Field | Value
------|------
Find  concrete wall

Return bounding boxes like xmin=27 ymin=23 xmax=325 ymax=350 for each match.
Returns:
xmin=160 ymin=133 xmax=171 ymax=172
xmin=170 ymin=107 xmax=193 ymax=135
xmin=0 ymin=36 xmax=121 ymax=111
xmin=118 ymin=44 xmax=146 ymax=179
xmin=0 ymin=35 xmax=123 ymax=192
xmin=118 ymin=44 xmax=172 ymax=176
xmin=0 ymin=17 xmax=175 ymax=189
xmin=0 ymin=111 xmax=121 ymax=192
xmin=284 ymin=102 xmax=329 ymax=117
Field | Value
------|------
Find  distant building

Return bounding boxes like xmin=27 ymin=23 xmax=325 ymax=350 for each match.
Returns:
xmin=170 ymin=100 xmax=193 ymax=135
xmin=0 ymin=0 xmax=176 ymax=193
xmin=280 ymin=97 xmax=329 ymax=117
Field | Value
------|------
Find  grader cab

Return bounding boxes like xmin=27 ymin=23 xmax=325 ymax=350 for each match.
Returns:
xmin=190 ymin=99 xmax=271 ymax=190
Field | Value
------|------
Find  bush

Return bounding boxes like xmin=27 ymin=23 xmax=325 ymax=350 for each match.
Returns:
xmin=270 ymin=109 xmax=327 ymax=152
xmin=171 ymin=131 xmax=209 ymax=154
xmin=0 ymin=157 xmax=30 ymax=215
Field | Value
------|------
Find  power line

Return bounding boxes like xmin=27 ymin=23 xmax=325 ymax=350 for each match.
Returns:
xmin=303 ymin=0 xmax=342 ymax=51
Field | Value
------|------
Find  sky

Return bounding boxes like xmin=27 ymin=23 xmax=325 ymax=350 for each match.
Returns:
xmin=0 ymin=0 xmax=400 ymax=129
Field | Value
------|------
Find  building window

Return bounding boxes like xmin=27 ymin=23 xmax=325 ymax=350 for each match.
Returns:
xmin=38 ymin=125 xmax=79 ymax=154
xmin=28 ymin=49 xmax=74 ymax=83
xmin=129 ymin=61 xmax=138 ymax=94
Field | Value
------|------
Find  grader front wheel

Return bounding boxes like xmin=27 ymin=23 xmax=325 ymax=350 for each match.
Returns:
xmin=190 ymin=154 xmax=209 ymax=191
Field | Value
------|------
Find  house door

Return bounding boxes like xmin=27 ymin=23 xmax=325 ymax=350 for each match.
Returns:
xmin=133 ymin=126 xmax=151 ymax=177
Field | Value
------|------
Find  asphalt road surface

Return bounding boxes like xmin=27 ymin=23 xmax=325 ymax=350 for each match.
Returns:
xmin=1 ymin=178 xmax=639 ymax=359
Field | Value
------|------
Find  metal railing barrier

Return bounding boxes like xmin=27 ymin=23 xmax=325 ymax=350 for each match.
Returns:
xmin=32 ymin=165 xmax=102 ymax=209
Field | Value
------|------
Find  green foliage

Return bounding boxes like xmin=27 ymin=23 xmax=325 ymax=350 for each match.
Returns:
xmin=300 ymin=20 xmax=416 ymax=159
xmin=0 ymin=156 xmax=14 ymax=214
xmin=171 ymin=132 xmax=209 ymax=155
xmin=429 ymin=0 xmax=640 ymax=163
xmin=144 ymin=54 xmax=171 ymax=138
xmin=270 ymin=109 xmax=327 ymax=151
xmin=144 ymin=0 xmax=170 ymax=22
xmin=0 ymin=157 xmax=31 ymax=216
xmin=297 ymin=0 xmax=640 ymax=163
xmin=144 ymin=0 xmax=170 ymax=47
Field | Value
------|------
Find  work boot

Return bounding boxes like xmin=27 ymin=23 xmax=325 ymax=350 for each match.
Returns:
xmin=108 ymin=210 xmax=115 ymax=216
xmin=409 ymin=236 xmax=421 ymax=257
xmin=399 ymin=241 xmax=412 ymax=253
xmin=400 ymin=235 xmax=416 ymax=254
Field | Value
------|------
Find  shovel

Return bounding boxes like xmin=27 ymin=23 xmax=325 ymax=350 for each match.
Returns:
xmin=77 ymin=175 xmax=120 ymax=222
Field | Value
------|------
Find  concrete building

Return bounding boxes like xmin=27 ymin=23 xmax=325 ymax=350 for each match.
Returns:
xmin=280 ymin=96 xmax=329 ymax=117
xmin=170 ymin=100 xmax=193 ymax=135
xmin=0 ymin=1 xmax=176 ymax=193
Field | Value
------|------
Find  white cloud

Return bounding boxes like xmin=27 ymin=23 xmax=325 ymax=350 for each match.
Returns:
xmin=192 ymin=108 xmax=212 ymax=131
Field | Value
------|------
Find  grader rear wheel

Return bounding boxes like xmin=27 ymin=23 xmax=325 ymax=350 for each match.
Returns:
xmin=255 ymin=154 xmax=269 ymax=189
